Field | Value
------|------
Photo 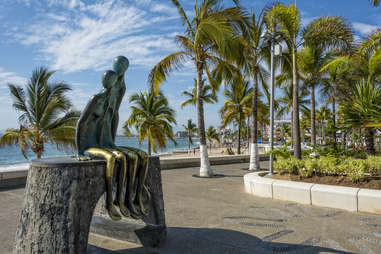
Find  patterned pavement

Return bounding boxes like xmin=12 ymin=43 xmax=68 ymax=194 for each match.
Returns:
xmin=2 ymin=161 xmax=381 ymax=253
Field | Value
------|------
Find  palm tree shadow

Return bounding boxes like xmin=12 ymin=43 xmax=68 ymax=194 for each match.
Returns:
xmin=88 ymin=227 xmax=353 ymax=254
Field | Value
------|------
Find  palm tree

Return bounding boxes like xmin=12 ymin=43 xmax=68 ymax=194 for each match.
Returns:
xmin=266 ymin=4 xmax=353 ymax=158
xmin=316 ymin=106 xmax=331 ymax=145
xmin=149 ymin=0 xmax=247 ymax=177
xmin=237 ymin=8 xmax=270 ymax=170
xmin=298 ymin=46 xmax=333 ymax=147
xmin=183 ymin=119 xmax=197 ymax=152
xmin=0 ymin=67 xmax=79 ymax=159
xmin=206 ymin=126 xmax=220 ymax=152
xmin=341 ymin=80 xmax=381 ymax=155
xmin=220 ymin=78 xmax=252 ymax=155
xmin=181 ymin=79 xmax=216 ymax=108
xmin=280 ymin=123 xmax=291 ymax=143
xmin=276 ymin=85 xmax=309 ymax=120
xmin=266 ymin=3 xmax=302 ymax=158
xmin=125 ymin=91 xmax=176 ymax=155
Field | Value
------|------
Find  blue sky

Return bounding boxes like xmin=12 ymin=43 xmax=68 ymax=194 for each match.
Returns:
xmin=0 ymin=0 xmax=379 ymax=133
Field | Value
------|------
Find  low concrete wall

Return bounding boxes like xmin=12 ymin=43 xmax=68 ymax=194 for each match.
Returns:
xmin=0 ymin=169 xmax=28 ymax=189
xmin=244 ymin=171 xmax=381 ymax=215
xmin=1 ymin=154 xmax=269 ymax=188
xmin=160 ymin=154 xmax=269 ymax=170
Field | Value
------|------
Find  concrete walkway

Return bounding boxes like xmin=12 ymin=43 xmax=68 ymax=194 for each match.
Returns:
xmin=1 ymin=162 xmax=381 ymax=253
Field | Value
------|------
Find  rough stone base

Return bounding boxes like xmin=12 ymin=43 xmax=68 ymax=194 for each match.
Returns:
xmin=13 ymin=156 xmax=166 ymax=254
xmin=90 ymin=156 xmax=166 ymax=247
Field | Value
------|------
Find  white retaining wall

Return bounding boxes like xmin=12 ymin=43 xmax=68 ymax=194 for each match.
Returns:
xmin=244 ymin=172 xmax=381 ymax=215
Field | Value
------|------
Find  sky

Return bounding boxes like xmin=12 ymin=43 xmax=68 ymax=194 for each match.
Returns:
xmin=0 ymin=0 xmax=379 ymax=133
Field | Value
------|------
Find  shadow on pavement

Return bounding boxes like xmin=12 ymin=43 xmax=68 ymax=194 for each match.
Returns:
xmin=88 ymin=227 xmax=354 ymax=254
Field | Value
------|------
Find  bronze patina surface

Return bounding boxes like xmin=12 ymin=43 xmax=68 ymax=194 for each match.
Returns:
xmin=76 ymin=56 xmax=149 ymax=220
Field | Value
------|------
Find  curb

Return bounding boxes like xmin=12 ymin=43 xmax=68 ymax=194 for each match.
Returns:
xmin=244 ymin=171 xmax=381 ymax=215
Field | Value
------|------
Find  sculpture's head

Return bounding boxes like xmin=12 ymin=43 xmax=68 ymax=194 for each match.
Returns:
xmin=102 ymin=70 xmax=118 ymax=89
xmin=113 ymin=56 xmax=129 ymax=76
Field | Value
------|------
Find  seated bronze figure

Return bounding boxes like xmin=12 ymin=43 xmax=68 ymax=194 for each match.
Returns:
xmin=76 ymin=56 xmax=149 ymax=221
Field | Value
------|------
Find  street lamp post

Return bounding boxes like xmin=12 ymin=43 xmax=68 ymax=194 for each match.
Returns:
xmin=267 ymin=33 xmax=281 ymax=176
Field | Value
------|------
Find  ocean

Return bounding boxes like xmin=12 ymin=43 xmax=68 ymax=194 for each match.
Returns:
xmin=0 ymin=136 xmax=198 ymax=171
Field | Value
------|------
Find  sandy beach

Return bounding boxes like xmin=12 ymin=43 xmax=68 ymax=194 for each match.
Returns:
xmin=159 ymin=146 xmax=254 ymax=159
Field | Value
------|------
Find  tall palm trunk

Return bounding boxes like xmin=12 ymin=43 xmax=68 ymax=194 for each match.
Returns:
xmin=290 ymin=109 xmax=293 ymax=147
xmin=249 ymin=68 xmax=259 ymax=170
xmin=238 ymin=113 xmax=242 ymax=155
xmin=365 ymin=128 xmax=376 ymax=155
xmin=292 ymin=46 xmax=301 ymax=159
xmin=196 ymin=61 xmax=212 ymax=177
xmin=32 ymin=131 xmax=44 ymax=159
xmin=247 ymin=116 xmax=250 ymax=151
xmin=310 ymin=84 xmax=316 ymax=147
xmin=148 ymin=133 xmax=152 ymax=156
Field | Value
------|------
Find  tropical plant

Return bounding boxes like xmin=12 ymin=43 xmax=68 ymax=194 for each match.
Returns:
xmin=125 ymin=91 xmax=177 ymax=155
xmin=220 ymin=77 xmax=252 ymax=154
xmin=206 ymin=126 xmax=220 ymax=152
xmin=148 ymin=0 xmax=247 ymax=177
xmin=183 ymin=119 xmax=197 ymax=151
xmin=320 ymin=29 xmax=381 ymax=150
xmin=316 ymin=106 xmax=331 ymax=145
xmin=235 ymin=8 xmax=270 ymax=170
xmin=0 ymin=67 xmax=79 ymax=159
xmin=298 ymin=46 xmax=333 ymax=147
xmin=279 ymin=123 xmax=291 ymax=143
xmin=181 ymin=79 xmax=217 ymax=108
xmin=320 ymin=56 xmax=354 ymax=147
xmin=300 ymin=108 xmax=311 ymax=143
xmin=266 ymin=4 xmax=353 ymax=159
xmin=276 ymin=85 xmax=309 ymax=120
xmin=341 ymin=80 xmax=381 ymax=155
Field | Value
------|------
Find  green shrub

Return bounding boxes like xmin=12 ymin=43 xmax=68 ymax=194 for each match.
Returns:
xmin=274 ymin=157 xmax=300 ymax=175
xmin=274 ymin=151 xmax=381 ymax=182
xmin=304 ymin=158 xmax=318 ymax=171
xmin=269 ymin=146 xmax=292 ymax=160
xmin=298 ymin=159 xmax=314 ymax=178
xmin=317 ymin=157 xmax=338 ymax=175
xmin=302 ymin=149 xmax=313 ymax=158
xmin=346 ymin=158 xmax=366 ymax=182
xmin=365 ymin=156 xmax=381 ymax=175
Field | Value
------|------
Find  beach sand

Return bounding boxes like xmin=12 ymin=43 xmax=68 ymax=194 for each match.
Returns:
xmin=159 ymin=146 xmax=251 ymax=159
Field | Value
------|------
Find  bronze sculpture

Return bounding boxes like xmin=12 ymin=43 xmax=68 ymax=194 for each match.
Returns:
xmin=76 ymin=56 xmax=149 ymax=220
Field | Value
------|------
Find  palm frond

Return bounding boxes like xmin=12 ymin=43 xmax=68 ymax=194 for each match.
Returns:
xmin=148 ymin=51 xmax=189 ymax=93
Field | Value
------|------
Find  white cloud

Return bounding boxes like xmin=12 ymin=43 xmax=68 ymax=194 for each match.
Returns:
xmin=150 ymin=3 xmax=177 ymax=15
xmin=0 ymin=68 xmax=27 ymax=87
xmin=11 ymin=0 xmax=179 ymax=73
xmin=353 ymin=22 xmax=379 ymax=36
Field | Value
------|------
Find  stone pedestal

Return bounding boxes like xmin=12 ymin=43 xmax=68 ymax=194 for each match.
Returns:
xmin=13 ymin=156 xmax=166 ymax=254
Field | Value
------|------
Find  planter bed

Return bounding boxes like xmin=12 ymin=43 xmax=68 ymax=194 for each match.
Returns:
xmin=272 ymin=173 xmax=381 ymax=190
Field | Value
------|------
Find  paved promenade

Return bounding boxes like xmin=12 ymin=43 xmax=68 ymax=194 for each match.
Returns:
xmin=1 ymin=162 xmax=381 ymax=253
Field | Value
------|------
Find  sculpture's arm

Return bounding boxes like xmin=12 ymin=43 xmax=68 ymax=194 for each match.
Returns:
xmin=111 ymin=81 xmax=125 ymax=142
xmin=76 ymin=95 xmax=100 ymax=156
xmin=111 ymin=113 xmax=118 ymax=143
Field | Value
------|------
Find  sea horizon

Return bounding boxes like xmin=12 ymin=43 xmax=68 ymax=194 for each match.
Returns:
xmin=0 ymin=136 xmax=199 ymax=170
